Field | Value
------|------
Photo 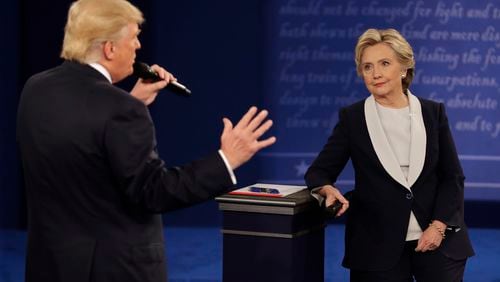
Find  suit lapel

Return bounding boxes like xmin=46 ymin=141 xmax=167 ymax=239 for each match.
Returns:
xmin=407 ymin=91 xmax=427 ymax=187
xmin=364 ymin=96 xmax=410 ymax=190
xmin=364 ymin=93 xmax=427 ymax=190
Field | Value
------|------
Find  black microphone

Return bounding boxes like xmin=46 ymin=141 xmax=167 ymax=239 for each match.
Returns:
xmin=132 ymin=62 xmax=192 ymax=97
xmin=324 ymin=191 xmax=353 ymax=218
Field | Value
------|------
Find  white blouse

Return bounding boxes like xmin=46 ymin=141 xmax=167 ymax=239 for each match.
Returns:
xmin=376 ymin=103 xmax=423 ymax=241
xmin=375 ymin=103 xmax=411 ymax=178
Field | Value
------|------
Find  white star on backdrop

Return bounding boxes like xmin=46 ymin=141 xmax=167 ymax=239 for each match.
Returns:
xmin=294 ymin=160 xmax=309 ymax=176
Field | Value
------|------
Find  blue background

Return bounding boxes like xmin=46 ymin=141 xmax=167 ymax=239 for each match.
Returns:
xmin=1 ymin=0 xmax=499 ymax=229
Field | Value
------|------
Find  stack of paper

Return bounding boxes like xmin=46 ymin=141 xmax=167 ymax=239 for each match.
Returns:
xmin=229 ymin=183 xmax=306 ymax=198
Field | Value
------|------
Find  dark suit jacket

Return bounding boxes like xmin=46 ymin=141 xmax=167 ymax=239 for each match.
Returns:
xmin=305 ymin=93 xmax=474 ymax=271
xmin=16 ymin=61 xmax=234 ymax=282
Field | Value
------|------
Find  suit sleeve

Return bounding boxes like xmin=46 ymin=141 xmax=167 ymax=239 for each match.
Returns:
xmin=305 ymin=108 xmax=351 ymax=189
xmin=432 ymin=103 xmax=465 ymax=228
xmin=104 ymin=98 xmax=233 ymax=213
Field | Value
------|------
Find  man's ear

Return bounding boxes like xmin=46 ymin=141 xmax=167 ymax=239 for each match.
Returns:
xmin=102 ymin=41 xmax=115 ymax=60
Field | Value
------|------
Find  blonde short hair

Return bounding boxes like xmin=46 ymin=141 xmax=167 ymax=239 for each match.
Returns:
xmin=354 ymin=28 xmax=415 ymax=94
xmin=60 ymin=0 xmax=144 ymax=64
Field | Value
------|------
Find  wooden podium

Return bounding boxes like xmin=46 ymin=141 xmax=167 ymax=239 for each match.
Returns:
xmin=216 ymin=187 xmax=325 ymax=282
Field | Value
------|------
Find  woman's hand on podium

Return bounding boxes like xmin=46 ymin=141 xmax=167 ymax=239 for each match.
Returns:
xmin=319 ymin=185 xmax=350 ymax=217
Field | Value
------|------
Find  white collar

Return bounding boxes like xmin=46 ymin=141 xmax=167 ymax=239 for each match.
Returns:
xmin=88 ymin=63 xmax=112 ymax=83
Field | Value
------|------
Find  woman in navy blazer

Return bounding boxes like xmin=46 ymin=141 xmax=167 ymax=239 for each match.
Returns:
xmin=305 ymin=29 xmax=474 ymax=281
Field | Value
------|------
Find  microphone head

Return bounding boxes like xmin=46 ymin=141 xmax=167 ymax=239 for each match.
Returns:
xmin=133 ymin=61 xmax=162 ymax=82
xmin=133 ymin=61 xmax=192 ymax=97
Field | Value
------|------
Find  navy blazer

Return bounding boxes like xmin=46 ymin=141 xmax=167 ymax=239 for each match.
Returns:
xmin=305 ymin=93 xmax=474 ymax=271
xmin=17 ymin=61 xmax=233 ymax=282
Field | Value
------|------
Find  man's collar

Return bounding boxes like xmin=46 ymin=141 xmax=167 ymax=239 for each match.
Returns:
xmin=88 ymin=63 xmax=112 ymax=83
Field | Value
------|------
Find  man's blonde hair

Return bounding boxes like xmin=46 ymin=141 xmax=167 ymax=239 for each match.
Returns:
xmin=354 ymin=28 xmax=415 ymax=94
xmin=60 ymin=0 xmax=143 ymax=64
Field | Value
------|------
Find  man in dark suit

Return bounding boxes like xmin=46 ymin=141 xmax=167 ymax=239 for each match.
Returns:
xmin=16 ymin=0 xmax=276 ymax=281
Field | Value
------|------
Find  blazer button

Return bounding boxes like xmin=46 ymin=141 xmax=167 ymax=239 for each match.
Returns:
xmin=406 ymin=193 xmax=413 ymax=200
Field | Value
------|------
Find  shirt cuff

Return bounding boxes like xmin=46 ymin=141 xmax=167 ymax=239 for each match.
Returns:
xmin=218 ymin=150 xmax=237 ymax=185
xmin=310 ymin=186 xmax=324 ymax=206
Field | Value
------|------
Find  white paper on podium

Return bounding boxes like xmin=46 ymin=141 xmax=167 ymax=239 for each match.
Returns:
xmin=229 ymin=183 xmax=306 ymax=197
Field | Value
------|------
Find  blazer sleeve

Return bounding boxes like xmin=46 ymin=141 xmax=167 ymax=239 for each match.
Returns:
xmin=104 ymin=98 xmax=233 ymax=213
xmin=432 ymin=103 xmax=465 ymax=228
xmin=305 ymin=108 xmax=351 ymax=189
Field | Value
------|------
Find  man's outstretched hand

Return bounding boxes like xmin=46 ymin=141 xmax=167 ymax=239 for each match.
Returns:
xmin=220 ymin=106 xmax=276 ymax=170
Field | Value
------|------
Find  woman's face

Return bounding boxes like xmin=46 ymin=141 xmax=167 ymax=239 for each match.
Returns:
xmin=360 ymin=43 xmax=405 ymax=100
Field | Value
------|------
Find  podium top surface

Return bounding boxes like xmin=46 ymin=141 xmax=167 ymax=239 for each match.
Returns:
xmin=216 ymin=188 xmax=314 ymax=206
xmin=216 ymin=188 xmax=319 ymax=215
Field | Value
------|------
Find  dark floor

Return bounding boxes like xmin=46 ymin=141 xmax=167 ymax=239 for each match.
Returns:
xmin=1 ymin=225 xmax=500 ymax=281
